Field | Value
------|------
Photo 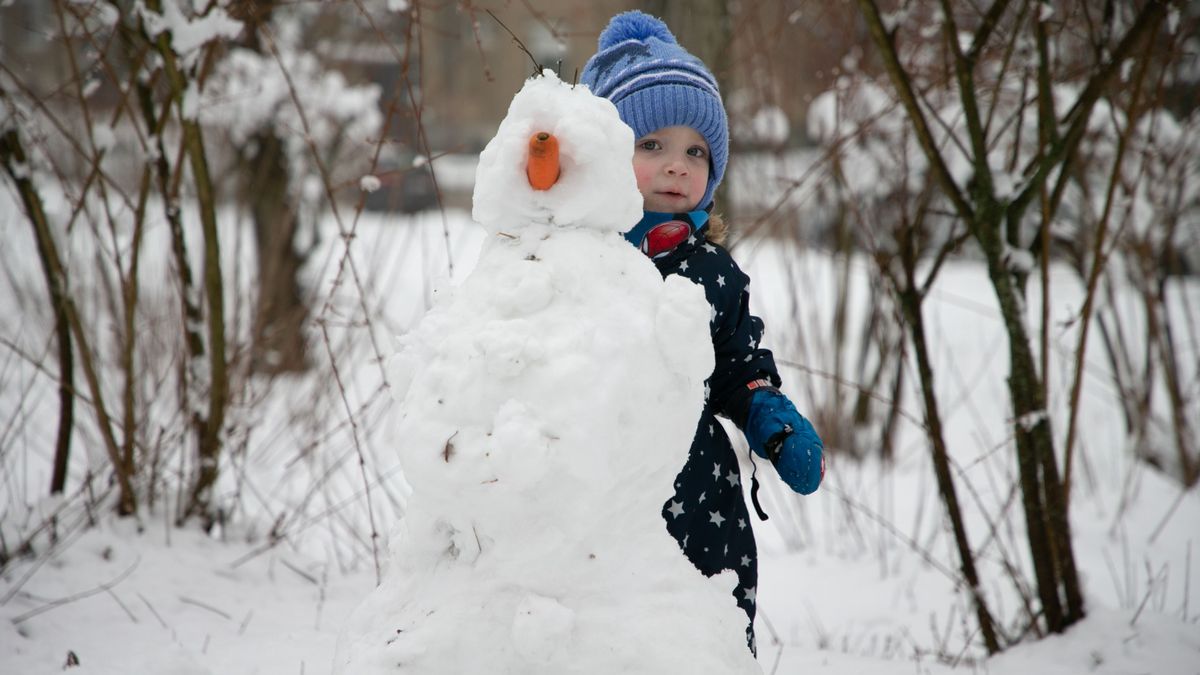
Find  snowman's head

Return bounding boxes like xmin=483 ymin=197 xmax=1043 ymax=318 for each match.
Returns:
xmin=472 ymin=70 xmax=643 ymax=235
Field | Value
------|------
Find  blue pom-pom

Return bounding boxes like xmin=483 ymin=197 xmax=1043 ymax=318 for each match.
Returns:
xmin=598 ymin=11 xmax=676 ymax=50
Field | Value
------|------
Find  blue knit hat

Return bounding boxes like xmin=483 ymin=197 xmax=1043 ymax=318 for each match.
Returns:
xmin=580 ymin=11 xmax=728 ymax=211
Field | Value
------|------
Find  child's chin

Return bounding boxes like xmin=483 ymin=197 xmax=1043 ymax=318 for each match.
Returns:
xmin=647 ymin=198 xmax=693 ymax=213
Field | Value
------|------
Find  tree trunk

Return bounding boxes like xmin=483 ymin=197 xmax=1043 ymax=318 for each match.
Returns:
xmin=230 ymin=0 xmax=311 ymax=375
xmin=49 ymin=300 xmax=75 ymax=495
xmin=895 ymin=228 xmax=1001 ymax=653
xmin=977 ymin=214 xmax=1084 ymax=631
xmin=180 ymin=114 xmax=229 ymax=526
xmin=247 ymin=130 xmax=310 ymax=374
xmin=1 ymin=128 xmax=135 ymax=515
xmin=1 ymin=130 xmax=76 ymax=496
xmin=117 ymin=4 xmax=210 ymax=519
xmin=148 ymin=10 xmax=231 ymax=525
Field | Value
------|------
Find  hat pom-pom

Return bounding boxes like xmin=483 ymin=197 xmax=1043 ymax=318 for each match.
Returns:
xmin=598 ymin=11 xmax=676 ymax=49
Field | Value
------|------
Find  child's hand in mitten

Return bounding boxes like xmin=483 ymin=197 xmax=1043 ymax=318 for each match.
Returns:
xmin=744 ymin=388 xmax=824 ymax=495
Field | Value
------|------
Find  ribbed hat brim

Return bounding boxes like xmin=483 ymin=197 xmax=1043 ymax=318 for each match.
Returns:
xmin=616 ymin=84 xmax=728 ymax=210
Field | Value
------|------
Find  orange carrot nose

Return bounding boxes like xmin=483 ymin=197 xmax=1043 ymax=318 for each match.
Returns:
xmin=526 ymin=132 xmax=560 ymax=191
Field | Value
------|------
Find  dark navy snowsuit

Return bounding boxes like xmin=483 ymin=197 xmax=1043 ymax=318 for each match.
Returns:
xmin=648 ymin=224 xmax=780 ymax=651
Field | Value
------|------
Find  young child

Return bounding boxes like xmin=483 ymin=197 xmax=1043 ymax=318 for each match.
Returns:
xmin=580 ymin=11 xmax=826 ymax=652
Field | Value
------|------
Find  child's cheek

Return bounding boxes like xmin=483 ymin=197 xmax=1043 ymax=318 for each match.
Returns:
xmin=632 ymin=162 xmax=656 ymax=199
xmin=688 ymin=172 xmax=708 ymax=209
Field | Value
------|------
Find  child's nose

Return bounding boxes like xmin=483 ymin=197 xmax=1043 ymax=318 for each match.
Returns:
xmin=665 ymin=156 xmax=688 ymax=175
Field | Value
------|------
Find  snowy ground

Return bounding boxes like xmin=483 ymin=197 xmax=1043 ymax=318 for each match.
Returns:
xmin=2 ymin=205 xmax=1199 ymax=674
xmin=1 ymin=477 xmax=1195 ymax=675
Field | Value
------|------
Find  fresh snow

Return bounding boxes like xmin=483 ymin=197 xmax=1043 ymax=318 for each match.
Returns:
xmin=2 ymin=72 xmax=1199 ymax=675
xmin=139 ymin=2 xmax=244 ymax=63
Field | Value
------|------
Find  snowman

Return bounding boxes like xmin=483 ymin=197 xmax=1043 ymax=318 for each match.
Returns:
xmin=334 ymin=71 xmax=762 ymax=674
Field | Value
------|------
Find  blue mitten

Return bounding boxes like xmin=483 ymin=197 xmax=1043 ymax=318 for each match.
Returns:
xmin=744 ymin=388 xmax=824 ymax=495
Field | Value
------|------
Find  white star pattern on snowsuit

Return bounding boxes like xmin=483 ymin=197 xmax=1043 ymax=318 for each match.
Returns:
xmin=652 ymin=227 xmax=774 ymax=644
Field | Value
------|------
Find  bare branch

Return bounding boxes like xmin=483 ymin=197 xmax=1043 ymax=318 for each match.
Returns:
xmin=1008 ymin=0 xmax=1169 ymax=225
xmin=855 ymin=0 xmax=976 ymax=223
xmin=966 ymin=0 xmax=1016 ymax=63
xmin=938 ymin=0 xmax=996 ymax=202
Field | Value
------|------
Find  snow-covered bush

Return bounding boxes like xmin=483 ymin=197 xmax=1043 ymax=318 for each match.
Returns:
xmin=796 ymin=0 xmax=1199 ymax=652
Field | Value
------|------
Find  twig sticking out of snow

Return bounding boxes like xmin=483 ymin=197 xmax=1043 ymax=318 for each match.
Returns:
xmin=137 ymin=592 xmax=170 ymax=630
xmin=11 ymin=558 xmax=140 ymax=624
xmin=179 ymin=595 xmax=233 ymax=621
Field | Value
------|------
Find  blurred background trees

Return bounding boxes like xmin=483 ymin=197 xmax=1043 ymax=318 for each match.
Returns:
xmin=1 ymin=0 xmax=1196 ymax=655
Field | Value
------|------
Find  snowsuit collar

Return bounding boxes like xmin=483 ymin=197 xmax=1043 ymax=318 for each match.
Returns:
xmin=623 ymin=209 xmax=710 ymax=259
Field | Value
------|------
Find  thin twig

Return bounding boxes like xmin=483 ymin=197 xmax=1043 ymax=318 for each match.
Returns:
xmin=238 ymin=609 xmax=254 ymax=636
xmin=281 ymin=558 xmax=319 ymax=586
xmin=12 ymin=557 xmax=140 ymax=624
xmin=0 ymin=486 xmax=102 ymax=603
xmin=1148 ymin=486 xmax=1190 ymax=544
xmin=486 ymin=9 xmax=543 ymax=77
xmin=179 ymin=595 xmax=232 ymax=621
xmin=104 ymin=584 xmax=139 ymax=624
xmin=138 ymin=591 xmax=170 ymax=630
xmin=1183 ymin=540 xmax=1191 ymax=622
xmin=1130 ymin=560 xmax=1167 ymax=626
xmin=775 ymin=358 xmax=926 ymax=431
xmin=825 ymin=485 xmax=959 ymax=582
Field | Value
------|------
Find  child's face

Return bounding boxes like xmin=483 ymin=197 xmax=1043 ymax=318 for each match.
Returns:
xmin=632 ymin=125 xmax=710 ymax=213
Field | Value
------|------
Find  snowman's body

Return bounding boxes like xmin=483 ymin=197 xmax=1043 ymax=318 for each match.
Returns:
xmin=334 ymin=72 xmax=761 ymax=674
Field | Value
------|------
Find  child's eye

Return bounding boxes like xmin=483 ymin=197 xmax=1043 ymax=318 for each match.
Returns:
xmin=687 ymin=145 xmax=708 ymax=159
xmin=638 ymin=139 xmax=661 ymax=151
